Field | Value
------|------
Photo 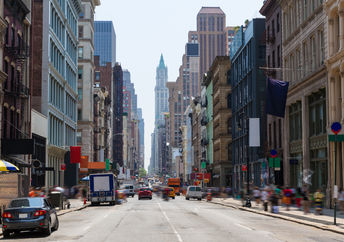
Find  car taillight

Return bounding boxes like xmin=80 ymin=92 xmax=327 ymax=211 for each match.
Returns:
xmin=2 ymin=212 xmax=12 ymax=218
xmin=34 ymin=210 xmax=47 ymax=216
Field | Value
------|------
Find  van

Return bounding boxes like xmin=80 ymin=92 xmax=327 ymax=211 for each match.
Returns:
xmin=186 ymin=186 xmax=202 ymax=200
xmin=123 ymin=184 xmax=135 ymax=197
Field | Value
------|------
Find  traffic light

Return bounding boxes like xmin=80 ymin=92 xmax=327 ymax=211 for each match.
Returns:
xmin=194 ymin=168 xmax=198 ymax=172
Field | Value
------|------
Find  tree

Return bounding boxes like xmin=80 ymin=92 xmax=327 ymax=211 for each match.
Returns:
xmin=139 ymin=168 xmax=147 ymax=178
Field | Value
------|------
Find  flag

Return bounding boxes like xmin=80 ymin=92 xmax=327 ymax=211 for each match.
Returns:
xmin=70 ymin=146 xmax=81 ymax=164
xmin=266 ymin=78 xmax=289 ymax=117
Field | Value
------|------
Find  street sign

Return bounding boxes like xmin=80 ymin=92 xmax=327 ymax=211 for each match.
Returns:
xmin=201 ymin=162 xmax=206 ymax=169
xmin=331 ymin=122 xmax=342 ymax=135
xmin=270 ymin=149 xmax=277 ymax=158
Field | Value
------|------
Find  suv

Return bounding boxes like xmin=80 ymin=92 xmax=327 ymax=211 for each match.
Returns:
xmin=186 ymin=186 xmax=202 ymax=200
xmin=123 ymin=184 xmax=135 ymax=197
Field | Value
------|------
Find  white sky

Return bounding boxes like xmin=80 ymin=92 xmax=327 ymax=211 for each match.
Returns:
xmin=95 ymin=0 xmax=264 ymax=170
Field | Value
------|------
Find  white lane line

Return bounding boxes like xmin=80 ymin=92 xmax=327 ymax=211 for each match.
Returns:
xmin=104 ymin=213 xmax=109 ymax=218
xmin=158 ymin=202 xmax=183 ymax=242
xmin=235 ymin=223 xmax=253 ymax=231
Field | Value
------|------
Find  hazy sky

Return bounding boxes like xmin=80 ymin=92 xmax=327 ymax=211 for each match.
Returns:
xmin=95 ymin=0 xmax=264 ymax=170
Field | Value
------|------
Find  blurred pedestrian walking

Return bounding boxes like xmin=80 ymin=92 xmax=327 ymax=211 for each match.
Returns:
xmin=261 ymin=187 xmax=269 ymax=211
xmin=314 ymin=188 xmax=324 ymax=215
xmin=270 ymin=190 xmax=279 ymax=214
xmin=283 ymin=187 xmax=292 ymax=211
xmin=295 ymin=187 xmax=302 ymax=210
xmin=253 ymin=187 xmax=261 ymax=206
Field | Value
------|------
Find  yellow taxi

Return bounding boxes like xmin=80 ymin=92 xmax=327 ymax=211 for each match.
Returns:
xmin=168 ymin=187 xmax=175 ymax=199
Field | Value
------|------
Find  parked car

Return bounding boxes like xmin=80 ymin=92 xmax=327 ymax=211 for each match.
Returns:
xmin=123 ymin=184 xmax=135 ymax=197
xmin=2 ymin=197 xmax=59 ymax=238
xmin=138 ymin=187 xmax=152 ymax=200
xmin=186 ymin=186 xmax=203 ymax=200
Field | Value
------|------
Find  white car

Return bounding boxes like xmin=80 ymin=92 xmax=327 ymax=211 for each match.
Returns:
xmin=186 ymin=186 xmax=202 ymax=200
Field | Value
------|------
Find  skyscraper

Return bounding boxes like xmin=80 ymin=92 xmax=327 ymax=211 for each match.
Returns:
xmin=113 ymin=63 xmax=123 ymax=168
xmin=197 ymin=7 xmax=227 ymax=77
xmin=77 ymin=0 xmax=100 ymax=161
xmin=94 ymin=21 xmax=116 ymax=66
xmin=154 ymin=54 xmax=169 ymax=124
xmin=31 ymin=0 xmax=82 ymax=187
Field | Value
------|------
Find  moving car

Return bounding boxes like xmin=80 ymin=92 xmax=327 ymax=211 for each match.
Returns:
xmin=123 ymin=184 xmax=135 ymax=197
xmin=186 ymin=186 xmax=203 ymax=200
xmin=138 ymin=187 xmax=152 ymax=200
xmin=2 ymin=197 xmax=59 ymax=238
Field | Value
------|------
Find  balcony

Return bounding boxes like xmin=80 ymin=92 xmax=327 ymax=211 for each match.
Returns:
xmin=5 ymin=39 xmax=30 ymax=59
xmin=5 ymin=82 xmax=30 ymax=97
xmin=200 ymin=115 xmax=208 ymax=126
xmin=201 ymin=138 xmax=209 ymax=146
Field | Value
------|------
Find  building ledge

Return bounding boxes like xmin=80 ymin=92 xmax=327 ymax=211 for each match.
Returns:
xmin=0 ymin=70 xmax=7 ymax=83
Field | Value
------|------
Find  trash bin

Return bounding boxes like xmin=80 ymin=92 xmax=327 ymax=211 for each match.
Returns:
xmin=48 ymin=191 xmax=63 ymax=210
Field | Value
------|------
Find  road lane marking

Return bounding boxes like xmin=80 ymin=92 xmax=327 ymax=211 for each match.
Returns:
xmin=104 ymin=213 xmax=109 ymax=218
xmin=83 ymin=225 xmax=91 ymax=231
xmin=158 ymin=202 xmax=183 ymax=242
xmin=235 ymin=223 xmax=253 ymax=231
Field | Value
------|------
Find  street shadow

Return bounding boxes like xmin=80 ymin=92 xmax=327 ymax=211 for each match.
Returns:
xmin=1 ymin=230 xmax=53 ymax=240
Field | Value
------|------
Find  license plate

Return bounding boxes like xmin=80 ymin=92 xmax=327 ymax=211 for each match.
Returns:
xmin=19 ymin=213 xmax=28 ymax=218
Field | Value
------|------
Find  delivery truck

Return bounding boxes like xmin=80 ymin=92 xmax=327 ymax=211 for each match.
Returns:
xmin=89 ymin=173 xmax=116 ymax=205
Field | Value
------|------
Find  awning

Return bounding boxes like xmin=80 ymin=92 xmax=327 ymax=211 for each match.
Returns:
xmin=4 ymin=156 xmax=32 ymax=167
xmin=0 ymin=160 xmax=19 ymax=172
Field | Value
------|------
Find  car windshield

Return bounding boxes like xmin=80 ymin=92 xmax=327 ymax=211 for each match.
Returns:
xmin=140 ymin=188 xmax=149 ymax=191
xmin=9 ymin=198 xmax=43 ymax=208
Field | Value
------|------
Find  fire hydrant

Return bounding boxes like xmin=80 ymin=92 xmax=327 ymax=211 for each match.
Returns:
xmin=83 ymin=197 xmax=87 ymax=205
xmin=206 ymin=192 xmax=212 ymax=202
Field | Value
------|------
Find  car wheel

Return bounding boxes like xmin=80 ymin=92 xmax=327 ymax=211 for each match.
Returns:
xmin=3 ymin=230 xmax=10 ymax=238
xmin=186 ymin=197 xmax=189 ymax=200
xmin=172 ymin=197 xmax=175 ymax=199
xmin=44 ymin=221 xmax=52 ymax=236
xmin=198 ymin=198 xmax=202 ymax=201
xmin=53 ymin=217 xmax=59 ymax=231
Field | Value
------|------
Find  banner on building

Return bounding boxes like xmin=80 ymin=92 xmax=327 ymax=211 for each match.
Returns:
xmin=266 ymin=78 xmax=289 ymax=118
xmin=249 ymin=118 xmax=260 ymax=147
xmin=70 ymin=146 xmax=81 ymax=164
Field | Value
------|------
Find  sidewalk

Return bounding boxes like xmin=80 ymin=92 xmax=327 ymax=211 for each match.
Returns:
xmin=211 ymin=197 xmax=344 ymax=235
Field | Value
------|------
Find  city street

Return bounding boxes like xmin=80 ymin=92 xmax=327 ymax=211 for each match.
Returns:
xmin=1 ymin=196 xmax=343 ymax=242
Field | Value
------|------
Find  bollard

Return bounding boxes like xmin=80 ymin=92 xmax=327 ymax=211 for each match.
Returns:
xmin=84 ymin=198 xmax=86 ymax=205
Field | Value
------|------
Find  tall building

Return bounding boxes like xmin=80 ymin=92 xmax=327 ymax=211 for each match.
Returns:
xmin=230 ymin=19 xmax=266 ymax=192
xmin=77 ymin=0 xmax=100 ymax=161
xmin=225 ymin=26 xmax=236 ymax=56
xmin=94 ymin=21 xmax=116 ymax=66
xmin=197 ymin=7 xmax=227 ymax=77
xmin=113 ymin=63 xmax=123 ymax=169
xmin=94 ymin=56 xmax=113 ymax=161
xmin=260 ymin=0 xmax=284 ymax=186
xmin=326 ymin=0 xmax=344 ymax=206
xmin=1 ymin=0 xmax=31 ymax=206
xmin=31 ymin=0 xmax=81 ymax=187
xmin=137 ymin=108 xmax=145 ymax=169
xmin=123 ymin=69 xmax=137 ymax=120
xmin=154 ymin=54 xmax=168 ymax=124
xmin=280 ymin=1 xmax=327 ymax=194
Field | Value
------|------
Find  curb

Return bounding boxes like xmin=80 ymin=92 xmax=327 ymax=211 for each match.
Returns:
xmin=0 ymin=204 xmax=91 ymax=237
xmin=210 ymin=200 xmax=344 ymax=235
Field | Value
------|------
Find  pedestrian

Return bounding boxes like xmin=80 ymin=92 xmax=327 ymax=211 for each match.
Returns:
xmin=338 ymin=188 xmax=344 ymax=214
xmin=314 ymin=188 xmax=324 ymax=215
xmin=295 ymin=187 xmax=302 ymax=210
xmin=253 ymin=186 xmax=261 ymax=206
xmin=270 ymin=190 xmax=279 ymax=214
xmin=283 ymin=187 xmax=292 ymax=211
xmin=261 ymin=187 xmax=269 ymax=211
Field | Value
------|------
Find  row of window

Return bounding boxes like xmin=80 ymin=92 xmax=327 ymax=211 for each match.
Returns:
xmin=67 ymin=3 xmax=77 ymax=37
xmin=65 ymin=93 xmax=77 ymax=121
xmin=284 ymin=29 xmax=324 ymax=83
xmin=2 ymin=107 xmax=21 ymax=139
xmin=66 ymin=63 xmax=77 ymax=90
xmin=267 ymin=45 xmax=281 ymax=68
xmin=66 ymin=33 xmax=77 ymax=64
xmin=268 ymin=119 xmax=282 ymax=149
xmin=49 ymin=75 xmax=64 ymax=111
xmin=4 ymin=21 xmax=22 ymax=48
xmin=49 ymin=114 xmax=64 ymax=146
xmin=289 ymin=90 xmax=326 ymax=142
xmin=50 ymin=40 xmax=65 ymax=77
xmin=50 ymin=4 xmax=65 ymax=46
xmin=198 ymin=16 xmax=224 ymax=32
xmin=283 ymin=0 xmax=323 ymax=41
xmin=267 ymin=13 xmax=280 ymax=39
xmin=230 ymin=41 xmax=253 ymax=85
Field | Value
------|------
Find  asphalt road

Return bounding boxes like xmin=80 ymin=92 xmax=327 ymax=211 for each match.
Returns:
xmin=1 ymin=195 xmax=344 ymax=242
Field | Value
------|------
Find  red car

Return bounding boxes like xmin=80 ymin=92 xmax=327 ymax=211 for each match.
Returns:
xmin=138 ymin=188 xmax=152 ymax=200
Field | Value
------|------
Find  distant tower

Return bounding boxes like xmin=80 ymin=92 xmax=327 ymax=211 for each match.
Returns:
xmin=154 ymin=54 xmax=169 ymax=124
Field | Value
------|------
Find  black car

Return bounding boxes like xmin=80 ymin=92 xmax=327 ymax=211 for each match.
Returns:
xmin=2 ymin=197 xmax=59 ymax=238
